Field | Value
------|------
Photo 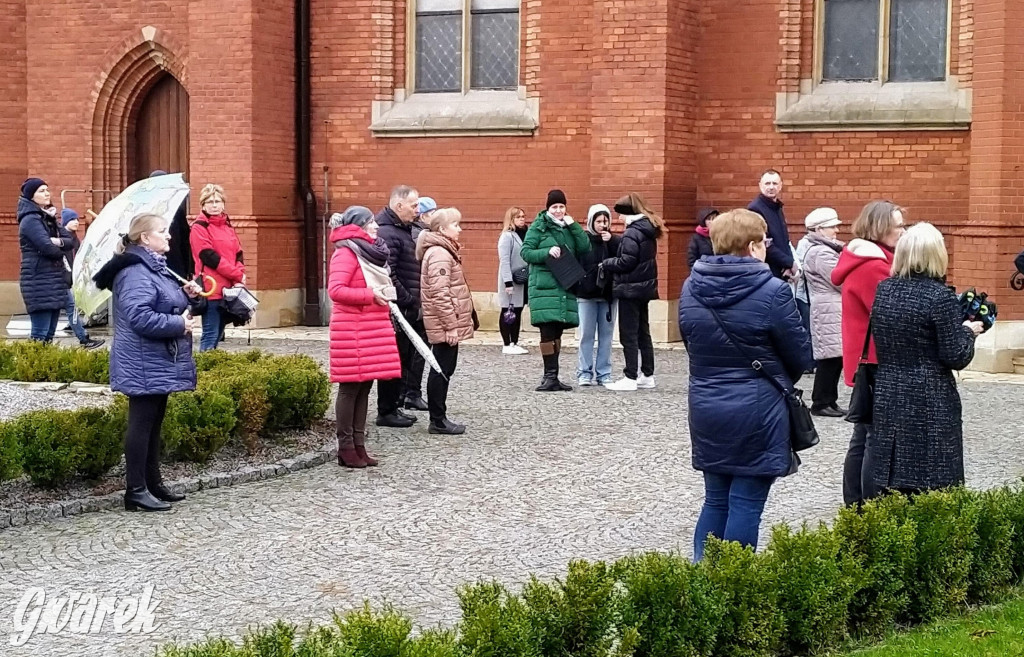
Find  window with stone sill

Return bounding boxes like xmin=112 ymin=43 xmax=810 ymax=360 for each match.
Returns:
xmin=821 ymin=0 xmax=948 ymax=83
xmin=414 ymin=0 xmax=520 ymax=94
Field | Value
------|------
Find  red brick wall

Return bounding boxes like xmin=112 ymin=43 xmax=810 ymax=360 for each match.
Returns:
xmin=0 ymin=1 xmax=26 ymax=280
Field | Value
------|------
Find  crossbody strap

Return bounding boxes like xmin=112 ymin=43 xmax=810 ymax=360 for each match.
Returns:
xmin=859 ymin=316 xmax=873 ymax=363
xmin=698 ymin=300 xmax=791 ymax=398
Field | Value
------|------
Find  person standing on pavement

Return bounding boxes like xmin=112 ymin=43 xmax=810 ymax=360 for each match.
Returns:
xmin=149 ymin=170 xmax=193 ymax=281
xmin=521 ymin=189 xmax=591 ymax=392
xmin=831 ymin=200 xmax=906 ymax=507
xmin=575 ymin=204 xmax=620 ymax=386
xmin=800 ymin=207 xmax=845 ymax=417
xmin=94 ymin=213 xmax=203 ymax=512
xmin=870 ymin=223 xmax=981 ymax=496
xmin=327 ymin=206 xmax=402 ymax=468
xmin=748 ymin=169 xmax=796 ymax=281
xmin=17 ymin=177 xmax=73 ymax=343
xmin=679 ymin=209 xmax=812 ymax=560
xmin=603 ymin=193 xmax=664 ymax=392
xmin=189 ymin=183 xmax=245 ymax=351
xmin=375 ymin=185 xmax=428 ymax=425
xmin=687 ymin=208 xmax=718 ymax=269
xmin=418 ymin=208 xmax=476 ymax=435
xmin=59 ymin=209 xmax=104 ymax=349
xmin=497 ymin=206 xmax=530 ymax=355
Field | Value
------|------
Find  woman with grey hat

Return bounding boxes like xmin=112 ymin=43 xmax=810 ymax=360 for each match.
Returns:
xmin=328 ymin=206 xmax=402 ymax=468
xmin=802 ymin=207 xmax=846 ymax=417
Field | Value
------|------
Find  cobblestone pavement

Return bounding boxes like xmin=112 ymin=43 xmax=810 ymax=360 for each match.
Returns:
xmin=2 ymin=341 xmax=1023 ymax=656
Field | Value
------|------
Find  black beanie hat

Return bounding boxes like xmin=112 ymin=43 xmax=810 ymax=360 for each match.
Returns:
xmin=21 ymin=177 xmax=46 ymax=201
xmin=546 ymin=189 xmax=567 ymax=209
xmin=613 ymin=195 xmax=636 ymax=215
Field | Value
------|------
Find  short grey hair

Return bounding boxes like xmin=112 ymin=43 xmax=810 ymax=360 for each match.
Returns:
xmin=389 ymin=185 xmax=417 ymax=204
xmin=891 ymin=222 xmax=948 ymax=280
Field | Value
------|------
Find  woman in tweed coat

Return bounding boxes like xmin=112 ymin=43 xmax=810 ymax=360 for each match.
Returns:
xmin=870 ymin=223 xmax=983 ymax=494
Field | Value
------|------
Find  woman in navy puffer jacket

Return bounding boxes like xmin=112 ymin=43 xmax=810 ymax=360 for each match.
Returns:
xmin=95 ymin=213 xmax=203 ymax=513
xmin=17 ymin=177 xmax=75 ymax=342
xmin=679 ymin=209 xmax=812 ymax=560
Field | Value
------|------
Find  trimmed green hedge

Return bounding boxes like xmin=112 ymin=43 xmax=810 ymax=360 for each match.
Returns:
xmin=0 ymin=345 xmax=330 ymax=487
xmin=159 ymin=485 xmax=1024 ymax=657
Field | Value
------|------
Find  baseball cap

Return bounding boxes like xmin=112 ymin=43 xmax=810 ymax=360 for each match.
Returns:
xmin=417 ymin=197 xmax=438 ymax=216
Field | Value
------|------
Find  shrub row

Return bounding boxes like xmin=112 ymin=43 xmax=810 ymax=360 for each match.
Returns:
xmin=161 ymin=485 xmax=1024 ymax=657
xmin=0 ymin=348 xmax=330 ymax=487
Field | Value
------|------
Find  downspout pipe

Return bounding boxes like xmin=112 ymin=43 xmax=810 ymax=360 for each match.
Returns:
xmin=297 ymin=0 xmax=320 ymax=325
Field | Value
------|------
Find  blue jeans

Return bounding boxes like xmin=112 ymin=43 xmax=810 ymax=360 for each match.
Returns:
xmin=65 ymin=290 xmax=89 ymax=343
xmin=693 ymin=472 xmax=774 ymax=561
xmin=29 ymin=310 xmax=60 ymax=343
xmin=199 ymin=300 xmax=224 ymax=352
xmin=577 ymin=298 xmax=616 ymax=382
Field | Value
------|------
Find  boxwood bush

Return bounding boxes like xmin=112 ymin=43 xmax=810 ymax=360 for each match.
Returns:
xmin=158 ymin=485 xmax=1024 ymax=657
xmin=0 ymin=344 xmax=330 ymax=486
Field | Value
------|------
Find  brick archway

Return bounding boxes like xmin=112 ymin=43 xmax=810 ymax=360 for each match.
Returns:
xmin=91 ymin=28 xmax=189 ymax=197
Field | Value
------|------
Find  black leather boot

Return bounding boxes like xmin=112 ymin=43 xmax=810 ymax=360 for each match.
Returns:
xmin=536 ymin=351 xmax=562 ymax=391
xmin=149 ymin=482 xmax=186 ymax=503
xmin=124 ymin=487 xmax=171 ymax=512
xmin=553 ymin=339 xmax=572 ymax=391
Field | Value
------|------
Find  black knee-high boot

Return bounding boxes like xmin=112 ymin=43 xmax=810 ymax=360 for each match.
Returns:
xmin=536 ymin=341 xmax=562 ymax=391
xmin=553 ymin=339 xmax=572 ymax=391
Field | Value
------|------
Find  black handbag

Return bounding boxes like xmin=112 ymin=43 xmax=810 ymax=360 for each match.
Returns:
xmin=507 ymin=237 xmax=529 ymax=284
xmin=704 ymin=304 xmax=820 ymax=452
xmin=845 ymin=318 xmax=876 ymax=424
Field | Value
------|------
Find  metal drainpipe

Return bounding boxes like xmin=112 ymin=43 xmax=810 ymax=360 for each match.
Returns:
xmin=297 ymin=0 xmax=320 ymax=325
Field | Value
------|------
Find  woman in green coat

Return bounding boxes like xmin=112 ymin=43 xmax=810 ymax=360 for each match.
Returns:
xmin=520 ymin=189 xmax=591 ymax=391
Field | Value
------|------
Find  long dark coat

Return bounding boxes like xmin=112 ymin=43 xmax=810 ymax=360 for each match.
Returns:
xmin=870 ymin=276 xmax=976 ymax=491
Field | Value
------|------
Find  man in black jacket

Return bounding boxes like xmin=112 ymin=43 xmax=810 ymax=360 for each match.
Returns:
xmin=375 ymin=184 xmax=427 ymax=428
xmin=747 ymin=169 xmax=795 ymax=280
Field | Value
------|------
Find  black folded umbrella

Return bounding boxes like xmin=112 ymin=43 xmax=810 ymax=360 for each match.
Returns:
xmin=546 ymin=251 xmax=587 ymax=292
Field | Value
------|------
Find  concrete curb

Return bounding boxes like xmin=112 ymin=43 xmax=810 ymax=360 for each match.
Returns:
xmin=0 ymin=440 xmax=337 ymax=532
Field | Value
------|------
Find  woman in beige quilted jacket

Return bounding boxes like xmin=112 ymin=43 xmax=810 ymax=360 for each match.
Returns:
xmin=802 ymin=207 xmax=846 ymax=418
xmin=417 ymin=208 xmax=475 ymax=435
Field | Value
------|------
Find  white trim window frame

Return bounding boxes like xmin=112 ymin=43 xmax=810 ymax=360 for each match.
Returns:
xmin=410 ymin=0 xmax=521 ymax=95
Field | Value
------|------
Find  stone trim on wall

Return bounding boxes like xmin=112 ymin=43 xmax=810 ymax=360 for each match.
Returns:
xmin=370 ymin=87 xmax=539 ymax=136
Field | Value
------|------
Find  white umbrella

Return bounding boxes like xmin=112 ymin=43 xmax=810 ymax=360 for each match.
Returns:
xmin=73 ymin=174 xmax=191 ymax=316
xmin=389 ymin=302 xmax=447 ymax=380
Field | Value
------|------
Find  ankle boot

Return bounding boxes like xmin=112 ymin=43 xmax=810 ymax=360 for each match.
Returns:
xmin=553 ymin=339 xmax=572 ymax=391
xmin=338 ymin=443 xmax=367 ymax=468
xmin=354 ymin=444 xmax=378 ymax=466
xmin=148 ymin=482 xmax=185 ymax=503
xmin=124 ymin=487 xmax=171 ymax=512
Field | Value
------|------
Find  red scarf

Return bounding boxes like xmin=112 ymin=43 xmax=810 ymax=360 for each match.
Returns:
xmin=695 ymin=225 xmax=710 ymax=237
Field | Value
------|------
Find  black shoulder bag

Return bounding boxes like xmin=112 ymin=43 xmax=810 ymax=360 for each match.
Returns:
xmin=703 ymin=304 xmax=820 ymax=452
xmin=507 ymin=234 xmax=529 ymax=285
xmin=845 ymin=318 xmax=875 ymax=424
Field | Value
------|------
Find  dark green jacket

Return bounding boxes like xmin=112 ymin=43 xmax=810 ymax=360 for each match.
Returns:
xmin=520 ymin=210 xmax=591 ymax=326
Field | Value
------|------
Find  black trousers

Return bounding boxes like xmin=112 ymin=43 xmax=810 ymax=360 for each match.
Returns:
xmin=336 ymin=381 xmax=373 ymax=449
xmin=125 ymin=394 xmax=169 ymax=491
xmin=427 ymin=343 xmax=460 ymax=425
xmin=618 ymin=298 xmax=655 ymax=379
xmin=377 ymin=309 xmax=427 ymax=414
xmin=811 ymin=357 xmax=843 ymax=410
xmin=499 ymin=306 xmax=525 ymax=346
xmin=843 ymin=422 xmax=881 ymax=506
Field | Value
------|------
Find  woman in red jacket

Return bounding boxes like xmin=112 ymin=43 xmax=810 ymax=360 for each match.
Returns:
xmin=328 ymin=206 xmax=402 ymax=468
xmin=190 ymin=184 xmax=245 ymax=351
xmin=830 ymin=200 xmax=905 ymax=506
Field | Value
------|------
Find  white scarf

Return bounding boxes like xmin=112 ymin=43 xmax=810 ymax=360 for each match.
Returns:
xmin=621 ymin=213 xmax=645 ymax=226
xmin=547 ymin=212 xmax=568 ymax=228
xmin=353 ymin=253 xmax=395 ymax=298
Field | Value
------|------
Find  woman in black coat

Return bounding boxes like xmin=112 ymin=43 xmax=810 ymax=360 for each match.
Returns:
xmin=17 ymin=178 xmax=74 ymax=342
xmin=602 ymin=193 xmax=664 ymax=391
xmin=870 ymin=223 xmax=983 ymax=494
xmin=687 ymin=207 xmax=719 ymax=269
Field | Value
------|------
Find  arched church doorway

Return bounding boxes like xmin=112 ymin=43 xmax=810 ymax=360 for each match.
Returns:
xmin=129 ymin=73 xmax=189 ymax=183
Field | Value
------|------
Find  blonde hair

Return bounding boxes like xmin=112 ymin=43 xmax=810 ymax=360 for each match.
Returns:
xmin=115 ymin=213 xmax=167 ymax=255
xmin=502 ymin=206 xmax=526 ymax=231
xmin=199 ymin=184 xmax=226 ymax=207
xmin=852 ymin=200 xmax=903 ymax=242
xmin=429 ymin=207 xmax=462 ymax=232
xmin=710 ymin=209 xmax=767 ymax=256
xmin=891 ymin=222 xmax=948 ymax=279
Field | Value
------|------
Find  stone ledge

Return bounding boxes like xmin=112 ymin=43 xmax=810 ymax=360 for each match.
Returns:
xmin=371 ymin=88 xmax=539 ymax=137
xmin=776 ymin=79 xmax=971 ymax=132
xmin=0 ymin=440 xmax=337 ymax=533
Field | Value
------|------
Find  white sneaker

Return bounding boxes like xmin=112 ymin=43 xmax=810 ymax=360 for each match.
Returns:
xmin=603 ymin=377 xmax=637 ymax=391
xmin=637 ymin=374 xmax=657 ymax=389
xmin=578 ymin=376 xmax=595 ymax=387
xmin=511 ymin=344 xmax=529 ymax=355
xmin=502 ymin=345 xmax=516 ymax=355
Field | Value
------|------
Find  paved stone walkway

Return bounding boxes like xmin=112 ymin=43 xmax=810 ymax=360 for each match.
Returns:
xmin=2 ymin=342 xmax=1023 ymax=656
